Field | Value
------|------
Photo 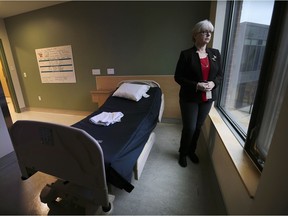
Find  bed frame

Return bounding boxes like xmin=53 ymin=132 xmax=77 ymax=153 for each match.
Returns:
xmin=91 ymin=75 xmax=180 ymax=119
xmin=11 ymin=120 xmax=114 ymax=214
xmin=10 ymin=79 xmax=164 ymax=214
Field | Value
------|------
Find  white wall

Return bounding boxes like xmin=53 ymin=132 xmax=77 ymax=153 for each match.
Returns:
xmin=0 ymin=108 xmax=13 ymax=158
xmin=0 ymin=18 xmax=20 ymax=159
xmin=211 ymin=0 xmax=226 ymax=52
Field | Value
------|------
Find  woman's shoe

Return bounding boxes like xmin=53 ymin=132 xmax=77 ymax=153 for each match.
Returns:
xmin=178 ymin=155 xmax=187 ymax=167
xmin=189 ymin=153 xmax=199 ymax=164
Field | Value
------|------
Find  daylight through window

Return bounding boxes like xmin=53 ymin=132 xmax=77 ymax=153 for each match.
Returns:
xmin=219 ymin=0 xmax=274 ymax=139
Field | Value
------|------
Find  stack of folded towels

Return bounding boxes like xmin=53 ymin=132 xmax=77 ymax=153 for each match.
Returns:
xmin=89 ymin=112 xmax=124 ymax=126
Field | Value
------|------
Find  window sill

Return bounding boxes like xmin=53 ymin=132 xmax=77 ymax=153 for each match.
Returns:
xmin=208 ymin=106 xmax=261 ymax=198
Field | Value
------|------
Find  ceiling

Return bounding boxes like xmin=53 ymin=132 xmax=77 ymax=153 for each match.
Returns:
xmin=0 ymin=1 xmax=65 ymax=19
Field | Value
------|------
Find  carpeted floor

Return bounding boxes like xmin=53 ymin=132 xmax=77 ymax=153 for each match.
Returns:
xmin=0 ymin=122 xmax=226 ymax=215
xmin=111 ymin=122 xmax=226 ymax=215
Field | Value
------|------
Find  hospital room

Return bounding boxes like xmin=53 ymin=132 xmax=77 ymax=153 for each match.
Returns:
xmin=0 ymin=1 xmax=287 ymax=215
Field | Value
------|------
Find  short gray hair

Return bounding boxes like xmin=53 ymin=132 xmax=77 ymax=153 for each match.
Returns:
xmin=192 ymin=19 xmax=214 ymax=43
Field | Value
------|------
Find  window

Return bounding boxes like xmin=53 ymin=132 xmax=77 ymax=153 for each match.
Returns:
xmin=217 ymin=0 xmax=284 ymax=170
xmin=219 ymin=0 xmax=274 ymax=137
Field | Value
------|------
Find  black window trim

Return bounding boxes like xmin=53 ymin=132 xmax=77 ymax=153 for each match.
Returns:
xmin=245 ymin=1 xmax=285 ymax=171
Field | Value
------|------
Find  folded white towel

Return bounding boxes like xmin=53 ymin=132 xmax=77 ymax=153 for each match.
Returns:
xmin=90 ymin=112 xmax=124 ymax=126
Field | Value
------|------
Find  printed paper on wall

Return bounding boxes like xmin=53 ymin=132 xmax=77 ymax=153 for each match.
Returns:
xmin=35 ymin=45 xmax=76 ymax=83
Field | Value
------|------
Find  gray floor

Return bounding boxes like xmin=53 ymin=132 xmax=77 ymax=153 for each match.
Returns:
xmin=0 ymin=123 xmax=226 ymax=215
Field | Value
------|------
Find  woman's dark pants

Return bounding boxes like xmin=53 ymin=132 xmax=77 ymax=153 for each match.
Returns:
xmin=179 ymin=100 xmax=213 ymax=156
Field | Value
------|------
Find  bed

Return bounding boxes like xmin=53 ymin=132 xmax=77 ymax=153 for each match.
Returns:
xmin=10 ymin=80 xmax=164 ymax=214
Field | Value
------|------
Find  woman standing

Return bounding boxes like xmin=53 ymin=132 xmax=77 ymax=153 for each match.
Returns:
xmin=174 ymin=20 xmax=223 ymax=167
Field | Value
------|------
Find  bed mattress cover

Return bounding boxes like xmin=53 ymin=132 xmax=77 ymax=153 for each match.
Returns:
xmin=73 ymin=87 xmax=162 ymax=192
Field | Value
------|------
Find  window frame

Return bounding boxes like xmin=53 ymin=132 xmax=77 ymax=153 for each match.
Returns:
xmin=245 ymin=1 xmax=286 ymax=171
xmin=216 ymin=0 xmax=247 ymax=142
xmin=216 ymin=0 xmax=284 ymax=171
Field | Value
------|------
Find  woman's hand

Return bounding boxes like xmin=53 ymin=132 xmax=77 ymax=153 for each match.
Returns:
xmin=197 ymin=81 xmax=215 ymax=92
xmin=206 ymin=81 xmax=215 ymax=91
xmin=197 ymin=82 xmax=208 ymax=91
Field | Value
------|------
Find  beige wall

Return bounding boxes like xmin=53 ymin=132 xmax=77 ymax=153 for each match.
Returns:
xmin=203 ymin=83 xmax=288 ymax=214
xmin=202 ymin=111 xmax=256 ymax=214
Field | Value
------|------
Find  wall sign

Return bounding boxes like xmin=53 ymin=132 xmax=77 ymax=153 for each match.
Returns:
xmin=35 ymin=45 xmax=76 ymax=83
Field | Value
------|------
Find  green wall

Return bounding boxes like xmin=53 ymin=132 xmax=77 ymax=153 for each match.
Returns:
xmin=5 ymin=1 xmax=210 ymax=112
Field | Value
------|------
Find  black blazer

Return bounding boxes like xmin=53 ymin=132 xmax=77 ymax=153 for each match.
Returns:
xmin=174 ymin=46 xmax=223 ymax=102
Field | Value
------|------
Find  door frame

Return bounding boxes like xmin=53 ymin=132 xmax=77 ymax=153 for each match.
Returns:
xmin=0 ymin=39 xmax=20 ymax=113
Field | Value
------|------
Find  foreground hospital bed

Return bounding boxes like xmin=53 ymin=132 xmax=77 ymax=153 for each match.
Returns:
xmin=10 ymin=80 xmax=164 ymax=214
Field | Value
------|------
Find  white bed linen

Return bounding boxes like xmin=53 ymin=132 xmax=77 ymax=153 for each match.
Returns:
xmin=89 ymin=112 xmax=124 ymax=126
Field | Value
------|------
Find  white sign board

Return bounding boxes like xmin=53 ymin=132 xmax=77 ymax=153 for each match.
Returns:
xmin=35 ymin=45 xmax=76 ymax=83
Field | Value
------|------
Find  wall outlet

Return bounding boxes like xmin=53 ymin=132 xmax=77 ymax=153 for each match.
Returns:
xmin=107 ymin=68 xmax=115 ymax=75
xmin=92 ymin=69 xmax=101 ymax=75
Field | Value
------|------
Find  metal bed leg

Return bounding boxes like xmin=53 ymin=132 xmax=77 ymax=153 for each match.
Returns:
xmin=85 ymin=194 xmax=114 ymax=214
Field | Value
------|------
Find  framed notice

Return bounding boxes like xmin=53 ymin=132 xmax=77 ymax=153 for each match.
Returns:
xmin=35 ymin=45 xmax=76 ymax=83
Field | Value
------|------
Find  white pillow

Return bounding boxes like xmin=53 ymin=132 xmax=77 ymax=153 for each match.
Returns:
xmin=112 ymin=83 xmax=150 ymax=101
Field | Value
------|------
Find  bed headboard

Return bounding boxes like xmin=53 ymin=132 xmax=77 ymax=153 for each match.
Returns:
xmin=90 ymin=75 xmax=181 ymax=119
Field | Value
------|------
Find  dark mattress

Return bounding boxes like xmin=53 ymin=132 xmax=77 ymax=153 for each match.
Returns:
xmin=73 ymin=87 xmax=162 ymax=192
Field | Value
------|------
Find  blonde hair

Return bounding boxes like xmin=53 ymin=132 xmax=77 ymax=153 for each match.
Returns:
xmin=192 ymin=19 xmax=214 ymax=43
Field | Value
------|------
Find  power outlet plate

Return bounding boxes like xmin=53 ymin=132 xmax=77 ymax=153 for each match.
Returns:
xmin=92 ymin=69 xmax=101 ymax=75
xmin=107 ymin=68 xmax=115 ymax=75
